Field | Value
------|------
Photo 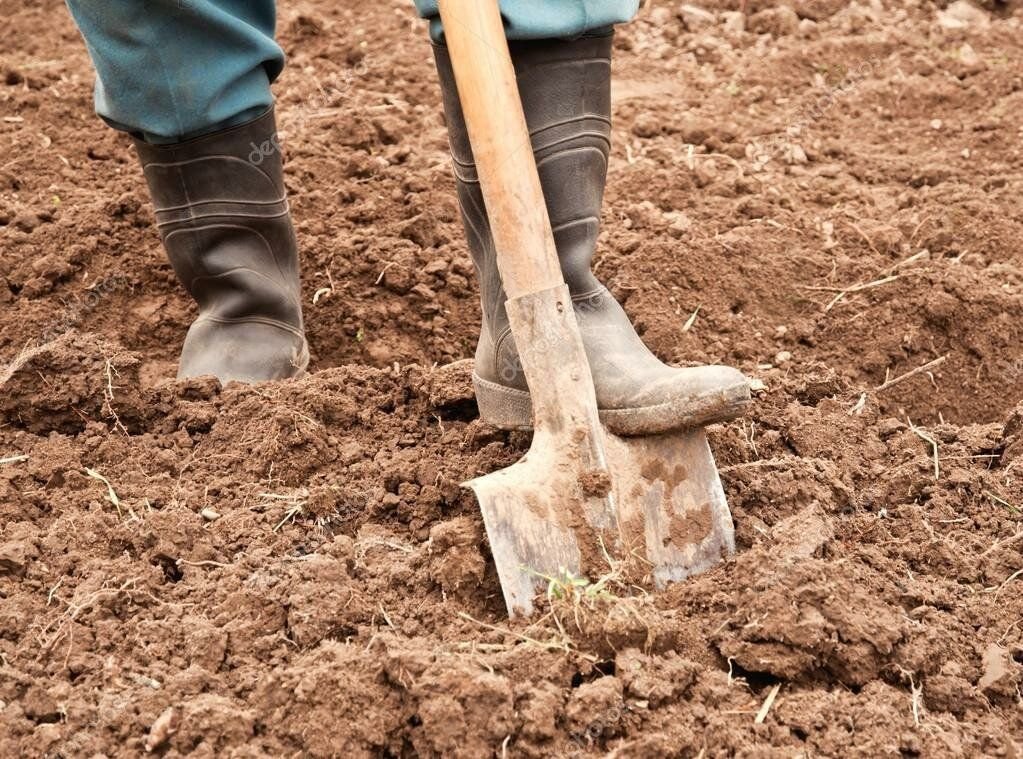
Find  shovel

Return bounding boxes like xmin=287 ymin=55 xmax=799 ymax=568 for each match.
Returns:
xmin=438 ymin=0 xmax=736 ymax=617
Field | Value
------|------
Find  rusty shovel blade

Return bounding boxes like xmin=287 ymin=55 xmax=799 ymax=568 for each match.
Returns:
xmin=466 ymin=426 xmax=735 ymax=618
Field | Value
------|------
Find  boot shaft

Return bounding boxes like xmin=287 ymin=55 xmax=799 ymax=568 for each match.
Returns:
xmin=434 ymin=33 xmax=614 ymax=300
xmin=132 ymin=108 xmax=302 ymax=329
xmin=132 ymin=108 xmax=307 ymax=382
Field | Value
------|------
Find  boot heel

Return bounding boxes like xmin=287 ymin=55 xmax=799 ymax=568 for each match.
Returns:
xmin=472 ymin=373 xmax=533 ymax=431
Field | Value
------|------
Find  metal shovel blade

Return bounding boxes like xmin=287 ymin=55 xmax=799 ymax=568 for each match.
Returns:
xmin=467 ymin=426 xmax=735 ymax=617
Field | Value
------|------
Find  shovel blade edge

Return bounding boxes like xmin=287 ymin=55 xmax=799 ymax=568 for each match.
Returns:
xmin=605 ymin=428 xmax=736 ymax=587
xmin=467 ymin=459 xmax=584 ymax=618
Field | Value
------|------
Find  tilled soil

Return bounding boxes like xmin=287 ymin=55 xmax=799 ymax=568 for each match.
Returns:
xmin=2 ymin=1 xmax=1023 ymax=756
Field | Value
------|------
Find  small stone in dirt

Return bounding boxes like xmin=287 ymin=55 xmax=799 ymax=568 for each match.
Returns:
xmin=797 ymin=18 xmax=819 ymax=37
xmin=678 ymin=4 xmax=716 ymax=31
xmin=422 ymin=258 xmax=448 ymax=277
xmin=664 ymin=211 xmax=692 ymax=236
xmin=145 ymin=706 xmax=180 ymax=752
xmin=791 ymin=0 xmax=848 ymax=20
xmin=930 ymin=119 xmax=943 ymax=131
xmin=337 ymin=440 xmax=366 ymax=465
xmin=200 ymin=507 xmax=221 ymax=522
xmin=956 ymin=43 xmax=986 ymax=76
xmin=0 ymin=539 xmax=38 ymax=577
xmin=747 ymin=7 xmax=800 ymax=37
xmin=749 ymin=377 xmax=768 ymax=393
xmin=938 ymin=1 xmax=990 ymax=30
xmin=721 ymin=11 xmax=745 ymax=33
xmin=784 ymin=143 xmax=808 ymax=165
xmin=775 ymin=350 xmax=792 ymax=364
xmin=631 ymin=111 xmax=661 ymax=138
xmin=12 ymin=212 xmax=41 ymax=232
xmin=978 ymin=643 xmax=1013 ymax=694
xmin=410 ymin=283 xmax=436 ymax=301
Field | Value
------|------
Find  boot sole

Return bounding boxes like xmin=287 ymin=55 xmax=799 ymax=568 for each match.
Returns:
xmin=473 ymin=373 xmax=751 ymax=437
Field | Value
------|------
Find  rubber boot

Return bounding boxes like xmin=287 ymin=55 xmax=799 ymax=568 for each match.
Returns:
xmin=434 ymin=34 xmax=751 ymax=436
xmin=132 ymin=108 xmax=308 ymax=383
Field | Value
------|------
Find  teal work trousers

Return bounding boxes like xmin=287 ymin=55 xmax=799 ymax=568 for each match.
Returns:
xmin=64 ymin=0 xmax=637 ymax=143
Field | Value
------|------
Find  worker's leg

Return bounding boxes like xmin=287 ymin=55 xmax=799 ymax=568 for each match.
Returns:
xmin=412 ymin=0 xmax=640 ymax=40
xmin=64 ymin=0 xmax=306 ymax=382
xmin=65 ymin=0 xmax=283 ymax=142
xmin=426 ymin=15 xmax=752 ymax=434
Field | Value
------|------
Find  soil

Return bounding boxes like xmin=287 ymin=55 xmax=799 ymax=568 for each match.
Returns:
xmin=2 ymin=0 xmax=1023 ymax=756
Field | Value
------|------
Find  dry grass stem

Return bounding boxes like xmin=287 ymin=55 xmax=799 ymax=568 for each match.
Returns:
xmin=875 ymin=356 xmax=947 ymax=393
xmin=754 ymin=683 xmax=782 ymax=724
xmin=907 ymin=421 xmax=940 ymax=480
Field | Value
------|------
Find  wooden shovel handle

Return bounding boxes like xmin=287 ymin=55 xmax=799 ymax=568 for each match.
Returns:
xmin=436 ymin=0 xmax=564 ymax=300
xmin=438 ymin=0 xmax=606 ymax=445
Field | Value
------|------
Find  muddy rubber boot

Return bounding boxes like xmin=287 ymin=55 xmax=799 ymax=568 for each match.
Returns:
xmin=434 ymin=34 xmax=751 ymax=436
xmin=132 ymin=108 xmax=308 ymax=383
